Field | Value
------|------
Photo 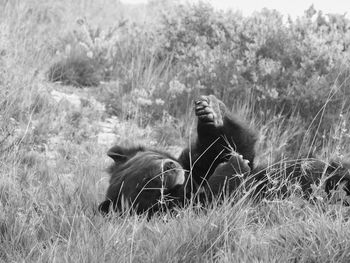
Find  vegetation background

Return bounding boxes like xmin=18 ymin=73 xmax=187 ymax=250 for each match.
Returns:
xmin=1 ymin=0 xmax=350 ymax=261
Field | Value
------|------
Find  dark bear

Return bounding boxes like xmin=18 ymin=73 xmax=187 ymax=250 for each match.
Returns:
xmin=99 ymin=94 xmax=350 ymax=215
xmin=98 ymin=95 xmax=257 ymax=215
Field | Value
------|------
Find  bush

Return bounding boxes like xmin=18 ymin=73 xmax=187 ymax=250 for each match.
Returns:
xmin=46 ymin=1 xmax=350 ymax=149
xmin=48 ymin=55 xmax=101 ymax=87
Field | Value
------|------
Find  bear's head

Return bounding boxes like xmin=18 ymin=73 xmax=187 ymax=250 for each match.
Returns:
xmin=98 ymin=145 xmax=185 ymax=215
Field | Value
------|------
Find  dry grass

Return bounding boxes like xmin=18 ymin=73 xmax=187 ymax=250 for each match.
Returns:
xmin=1 ymin=1 xmax=350 ymax=262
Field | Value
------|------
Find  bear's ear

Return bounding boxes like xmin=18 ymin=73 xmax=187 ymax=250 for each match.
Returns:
xmin=107 ymin=145 xmax=145 ymax=163
xmin=98 ymin=200 xmax=112 ymax=215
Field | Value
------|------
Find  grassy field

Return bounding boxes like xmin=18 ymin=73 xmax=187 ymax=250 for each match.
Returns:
xmin=1 ymin=1 xmax=350 ymax=262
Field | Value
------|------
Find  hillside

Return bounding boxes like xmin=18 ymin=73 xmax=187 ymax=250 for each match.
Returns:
xmin=1 ymin=1 xmax=350 ymax=262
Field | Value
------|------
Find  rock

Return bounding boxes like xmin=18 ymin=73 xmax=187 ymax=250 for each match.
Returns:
xmin=51 ymin=90 xmax=81 ymax=109
xmin=96 ymin=116 xmax=119 ymax=145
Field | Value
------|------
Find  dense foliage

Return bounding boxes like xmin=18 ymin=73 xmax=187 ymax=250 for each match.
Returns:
xmin=50 ymin=3 xmax=350 ymax=126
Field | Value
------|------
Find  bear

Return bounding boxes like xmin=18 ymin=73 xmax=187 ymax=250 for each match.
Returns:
xmin=99 ymin=94 xmax=350 ymax=216
xmin=98 ymin=94 xmax=257 ymax=215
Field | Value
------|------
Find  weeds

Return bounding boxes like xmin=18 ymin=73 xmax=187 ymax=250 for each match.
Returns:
xmin=1 ymin=0 xmax=350 ymax=262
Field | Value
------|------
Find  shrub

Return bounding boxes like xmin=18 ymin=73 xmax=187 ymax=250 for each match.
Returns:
xmin=46 ymin=1 xmax=350 ymax=151
xmin=48 ymin=55 xmax=101 ymax=87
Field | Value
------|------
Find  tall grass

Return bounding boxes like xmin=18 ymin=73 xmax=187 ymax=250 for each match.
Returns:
xmin=1 ymin=0 xmax=350 ymax=262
